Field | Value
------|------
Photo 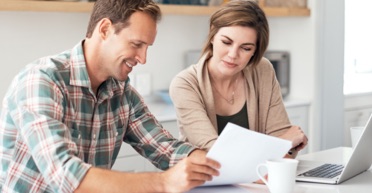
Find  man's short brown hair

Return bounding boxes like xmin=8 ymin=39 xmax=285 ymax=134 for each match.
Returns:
xmin=86 ymin=0 xmax=161 ymax=38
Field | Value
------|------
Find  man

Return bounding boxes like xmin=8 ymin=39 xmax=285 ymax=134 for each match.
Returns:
xmin=0 ymin=0 xmax=220 ymax=192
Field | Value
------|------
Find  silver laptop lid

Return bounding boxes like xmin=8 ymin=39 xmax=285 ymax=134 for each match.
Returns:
xmin=337 ymin=113 xmax=372 ymax=183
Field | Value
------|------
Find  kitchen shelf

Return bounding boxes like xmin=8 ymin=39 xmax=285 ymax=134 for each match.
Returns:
xmin=0 ymin=1 xmax=310 ymax=16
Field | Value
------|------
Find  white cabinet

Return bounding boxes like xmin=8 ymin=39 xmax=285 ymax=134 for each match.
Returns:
xmin=286 ymin=105 xmax=309 ymax=133
xmin=285 ymin=101 xmax=310 ymax=154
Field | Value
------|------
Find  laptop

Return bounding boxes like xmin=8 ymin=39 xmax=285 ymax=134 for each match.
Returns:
xmin=296 ymin=113 xmax=372 ymax=184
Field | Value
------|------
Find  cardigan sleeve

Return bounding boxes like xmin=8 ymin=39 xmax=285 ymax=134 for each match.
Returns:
xmin=253 ymin=58 xmax=292 ymax=137
xmin=169 ymin=68 xmax=218 ymax=150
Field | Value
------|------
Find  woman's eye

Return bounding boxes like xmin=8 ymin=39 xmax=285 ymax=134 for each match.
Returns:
xmin=242 ymin=47 xmax=252 ymax=51
xmin=222 ymin=41 xmax=231 ymax=45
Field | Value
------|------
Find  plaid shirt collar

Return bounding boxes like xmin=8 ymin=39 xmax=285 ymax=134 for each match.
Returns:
xmin=69 ymin=40 xmax=126 ymax=97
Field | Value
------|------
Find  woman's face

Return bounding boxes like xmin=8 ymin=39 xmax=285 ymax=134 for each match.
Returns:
xmin=210 ymin=26 xmax=257 ymax=77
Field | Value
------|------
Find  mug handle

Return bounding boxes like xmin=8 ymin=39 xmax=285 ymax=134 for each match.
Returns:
xmin=256 ymin=163 xmax=269 ymax=185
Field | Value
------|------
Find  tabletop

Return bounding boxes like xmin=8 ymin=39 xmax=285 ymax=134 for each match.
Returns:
xmin=187 ymin=147 xmax=372 ymax=193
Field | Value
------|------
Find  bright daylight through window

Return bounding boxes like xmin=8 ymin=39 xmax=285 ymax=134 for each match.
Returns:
xmin=344 ymin=0 xmax=372 ymax=95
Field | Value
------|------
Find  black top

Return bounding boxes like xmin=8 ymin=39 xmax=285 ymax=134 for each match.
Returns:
xmin=216 ymin=102 xmax=249 ymax=135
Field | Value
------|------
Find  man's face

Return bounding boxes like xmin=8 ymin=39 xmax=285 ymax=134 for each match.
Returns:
xmin=100 ymin=12 xmax=157 ymax=81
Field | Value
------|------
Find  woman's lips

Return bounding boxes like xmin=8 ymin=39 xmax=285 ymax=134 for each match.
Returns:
xmin=222 ymin=60 xmax=237 ymax=67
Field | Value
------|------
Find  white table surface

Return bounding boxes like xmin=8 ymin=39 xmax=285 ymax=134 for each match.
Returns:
xmin=187 ymin=147 xmax=372 ymax=193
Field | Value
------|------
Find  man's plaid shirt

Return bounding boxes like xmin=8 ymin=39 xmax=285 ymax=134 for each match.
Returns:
xmin=0 ymin=41 xmax=194 ymax=193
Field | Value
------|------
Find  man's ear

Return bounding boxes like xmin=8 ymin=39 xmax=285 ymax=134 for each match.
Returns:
xmin=98 ymin=18 xmax=113 ymax=40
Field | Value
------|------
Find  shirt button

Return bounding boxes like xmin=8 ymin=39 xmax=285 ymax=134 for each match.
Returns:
xmin=115 ymin=132 xmax=118 ymax=137
xmin=78 ymin=134 xmax=81 ymax=139
xmin=93 ymin=134 xmax=96 ymax=140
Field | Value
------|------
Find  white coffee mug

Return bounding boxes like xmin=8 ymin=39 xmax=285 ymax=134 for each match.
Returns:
xmin=350 ymin=126 xmax=364 ymax=148
xmin=256 ymin=158 xmax=299 ymax=193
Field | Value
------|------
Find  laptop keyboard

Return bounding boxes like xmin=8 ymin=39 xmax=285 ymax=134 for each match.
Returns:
xmin=298 ymin=164 xmax=344 ymax=178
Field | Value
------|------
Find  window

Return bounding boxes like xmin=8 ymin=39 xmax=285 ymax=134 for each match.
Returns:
xmin=344 ymin=0 xmax=372 ymax=95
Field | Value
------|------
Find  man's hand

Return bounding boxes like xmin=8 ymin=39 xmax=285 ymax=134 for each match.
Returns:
xmin=160 ymin=150 xmax=220 ymax=192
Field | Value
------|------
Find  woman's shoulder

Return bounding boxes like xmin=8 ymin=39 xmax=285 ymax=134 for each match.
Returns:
xmin=170 ymin=64 xmax=199 ymax=91
xmin=246 ymin=57 xmax=275 ymax=74
xmin=256 ymin=57 xmax=274 ymax=70
xmin=174 ymin=64 xmax=198 ymax=81
xmin=243 ymin=57 xmax=276 ymax=86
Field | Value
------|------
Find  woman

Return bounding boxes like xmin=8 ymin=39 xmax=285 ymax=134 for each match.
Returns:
xmin=169 ymin=0 xmax=307 ymax=157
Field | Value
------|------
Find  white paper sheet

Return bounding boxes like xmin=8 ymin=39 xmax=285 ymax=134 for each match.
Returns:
xmin=203 ymin=123 xmax=292 ymax=186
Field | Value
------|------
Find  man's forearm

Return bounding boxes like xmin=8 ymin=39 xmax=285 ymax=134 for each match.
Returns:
xmin=75 ymin=167 xmax=165 ymax=193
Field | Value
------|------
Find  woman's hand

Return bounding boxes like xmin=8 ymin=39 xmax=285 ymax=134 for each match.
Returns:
xmin=279 ymin=125 xmax=308 ymax=151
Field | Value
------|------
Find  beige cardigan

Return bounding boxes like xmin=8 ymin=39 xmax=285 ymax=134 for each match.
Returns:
xmin=169 ymin=55 xmax=292 ymax=150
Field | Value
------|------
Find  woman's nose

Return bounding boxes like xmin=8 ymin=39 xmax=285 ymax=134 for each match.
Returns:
xmin=227 ymin=46 xmax=238 ymax=59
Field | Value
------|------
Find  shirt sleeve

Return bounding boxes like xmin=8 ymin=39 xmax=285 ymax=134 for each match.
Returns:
xmin=123 ymin=85 xmax=195 ymax=170
xmin=6 ymin=67 xmax=91 ymax=192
